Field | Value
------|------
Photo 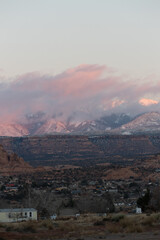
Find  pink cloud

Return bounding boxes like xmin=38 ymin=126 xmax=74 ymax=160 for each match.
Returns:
xmin=1 ymin=64 xmax=160 ymax=123
xmin=112 ymin=99 xmax=125 ymax=108
xmin=139 ymin=98 xmax=159 ymax=106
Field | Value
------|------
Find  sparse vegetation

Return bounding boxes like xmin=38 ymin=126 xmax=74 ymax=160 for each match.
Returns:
xmin=0 ymin=138 xmax=160 ymax=240
xmin=111 ymin=214 xmax=125 ymax=222
xmin=0 ymin=213 xmax=159 ymax=239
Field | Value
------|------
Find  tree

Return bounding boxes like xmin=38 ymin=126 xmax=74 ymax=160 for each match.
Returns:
xmin=76 ymin=193 xmax=114 ymax=213
xmin=137 ymin=188 xmax=151 ymax=212
xmin=150 ymin=186 xmax=160 ymax=211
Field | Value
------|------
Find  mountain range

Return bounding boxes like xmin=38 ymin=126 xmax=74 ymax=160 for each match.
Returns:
xmin=0 ymin=112 xmax=160 ymax=136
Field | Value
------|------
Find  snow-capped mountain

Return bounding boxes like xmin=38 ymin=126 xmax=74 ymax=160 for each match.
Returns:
xmin=35 ymin=119 xmax=70 ymax=135
xmin=113 ymin=112 xmax=160 ymax=134
xmin=68 ymin=120 xmax=98 ymax=133
xmin=35 ymin=119 xmax=99 ymax=135
xmin=34 ymin=113 xmax=132 ymax=135
xmin=95 ymin=113 xmax=132 ymax=129
xmin=2 ymin=112 xmax=160 ymax=136
xmin=0 ymin=123 xmax=29 ymax=137
xmin=0 ymin=113 xmax=133 ymax=136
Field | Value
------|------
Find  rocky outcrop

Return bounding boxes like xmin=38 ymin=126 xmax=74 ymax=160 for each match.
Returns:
xmin=0 ymin=144 xmax=33 ymax=175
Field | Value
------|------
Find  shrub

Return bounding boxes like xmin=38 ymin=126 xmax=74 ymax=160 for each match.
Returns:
xmin=126 ymin=224 xmax=143 ymax=233
xmin=94 ymin=220 xmax=105 ymax=226
xmin=103 ymin=216 xmax=112 ymax=222
xmin=152 ymin=213 xmax=160 ymax=222
xmin=0 ymin=223 xmax=4 ymax=228
xmin=21 ymin=221 xmax=37 ymax=233
xmin=142 ymin=216 xmax=154 ymax=226
xmin=119 ymin=216 xmax=144 ymax=233
xmin=5 ymin=226 xmax=13 ymax=232
xmin=111 ymin=214 xmax=125 ymax=222
xmin=40 ymin=219 xmax=54 ymax=230
xmin=107 ymin=224 xmax=121 ymax=233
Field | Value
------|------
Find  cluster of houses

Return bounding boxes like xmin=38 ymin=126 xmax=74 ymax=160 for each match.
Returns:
xmin=0 ymin=167 xmax=159 ymax=222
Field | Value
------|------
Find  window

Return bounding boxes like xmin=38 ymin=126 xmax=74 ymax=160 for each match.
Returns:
xmin=29 ymin=212 xmax=32 ymax=217
xmin=25 ymin=212 xmax=27 ymax=217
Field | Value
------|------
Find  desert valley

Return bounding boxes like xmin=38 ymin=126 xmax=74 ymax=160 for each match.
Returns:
xmin=0 ymin=112 xmax=160 ymax=239
xmin=1 ymin=1 xmax=160 ymax=239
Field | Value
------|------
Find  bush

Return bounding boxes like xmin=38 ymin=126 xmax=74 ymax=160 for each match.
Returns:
xmin=119 ymin=216 xmax=143 ymax=233
xmin=111 ymin=214 xmax=125 ymax=222
xmin=40 ymin=219 xmax=54 ymax=230
xmin=5 ymin=226 xmax=13 ymax=232
xmin=142 ymin=216 xmax=154 ymax=226
xmin=107 ymin=224 xmax=121 ymax=233
xmin=94 ymin=220 xmax=105 ymax=226
xmin=126 ymin=224 xmax=143 ymax=233
xmin=21 ymin=221 xmax=37 ymax=233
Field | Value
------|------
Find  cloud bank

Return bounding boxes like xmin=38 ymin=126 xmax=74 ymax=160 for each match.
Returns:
xmin=0 ymin=64 xmax=160 ymax=123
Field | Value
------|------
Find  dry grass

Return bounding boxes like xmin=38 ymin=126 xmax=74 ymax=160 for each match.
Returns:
xmin=111 ymin=214 xmax=125 ymax=222
xmin=125 ymin=224 xmax=144 ymax=233
xmin=0 ymin=213 xmax=159 ymax=239
xmin=4 ymin=220 xmax=37 ymax=233
xmin=107 ymin=224 xmax=121 ymax=233
xmin=107 ymin=213 xmax=160 ymax=233
xmin=38 ymin=219 xmax=56 ymax=230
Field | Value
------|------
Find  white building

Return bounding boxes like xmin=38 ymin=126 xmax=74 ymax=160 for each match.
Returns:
xmin=0 ymin=208 xmax=37 ymax=222
xmin=136 ymin=207 xmax=142 ymax=214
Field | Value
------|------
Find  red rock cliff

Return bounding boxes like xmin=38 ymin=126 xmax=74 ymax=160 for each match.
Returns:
xmin=0 ymin=144 xmax=33 ymax=175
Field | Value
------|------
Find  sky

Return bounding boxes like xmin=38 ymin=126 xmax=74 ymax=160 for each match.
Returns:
xmin=0 ymin=0 xmax=160 ymax=123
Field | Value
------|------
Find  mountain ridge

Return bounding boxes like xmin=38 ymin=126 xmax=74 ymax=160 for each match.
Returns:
xmin=113 ymin=112 xmax=160 ymax=135
xmin=1 ymin=112 xmax=160 ymax=136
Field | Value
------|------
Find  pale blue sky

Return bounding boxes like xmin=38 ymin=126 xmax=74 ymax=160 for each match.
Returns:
xmin=0 ymin=0 xmax=160 ymax=79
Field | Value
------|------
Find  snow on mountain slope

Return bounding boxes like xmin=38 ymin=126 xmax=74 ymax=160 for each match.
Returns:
xmin=35 ymin=119 xmax=70 ymax=135
xmin=0 ymin=113 xmax=132 ymax=136
xmin=113 ymin=112 xmax=160 ymax=134
xmin=68 ymin=120 xmax=98 ymax=133
xmin=2 ymin=112 xmax=160 ymax=136
xmin=0 ymin=123 xmax=29 ymax=137
xmin=66 ymin=114 xmax=132 ymax=134
xmin=35 ymin=119 xmax=98 ymax=135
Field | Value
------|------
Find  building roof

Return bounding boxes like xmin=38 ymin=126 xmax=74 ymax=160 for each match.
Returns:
xmin=0 ymin=208 xmax=37 ymax=213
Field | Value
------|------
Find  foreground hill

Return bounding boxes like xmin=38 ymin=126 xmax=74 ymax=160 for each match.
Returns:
xmin=0 ymin=135 xmax=160 ymax=167
xmin=0 ymin=144 xmax=33 ymax=175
